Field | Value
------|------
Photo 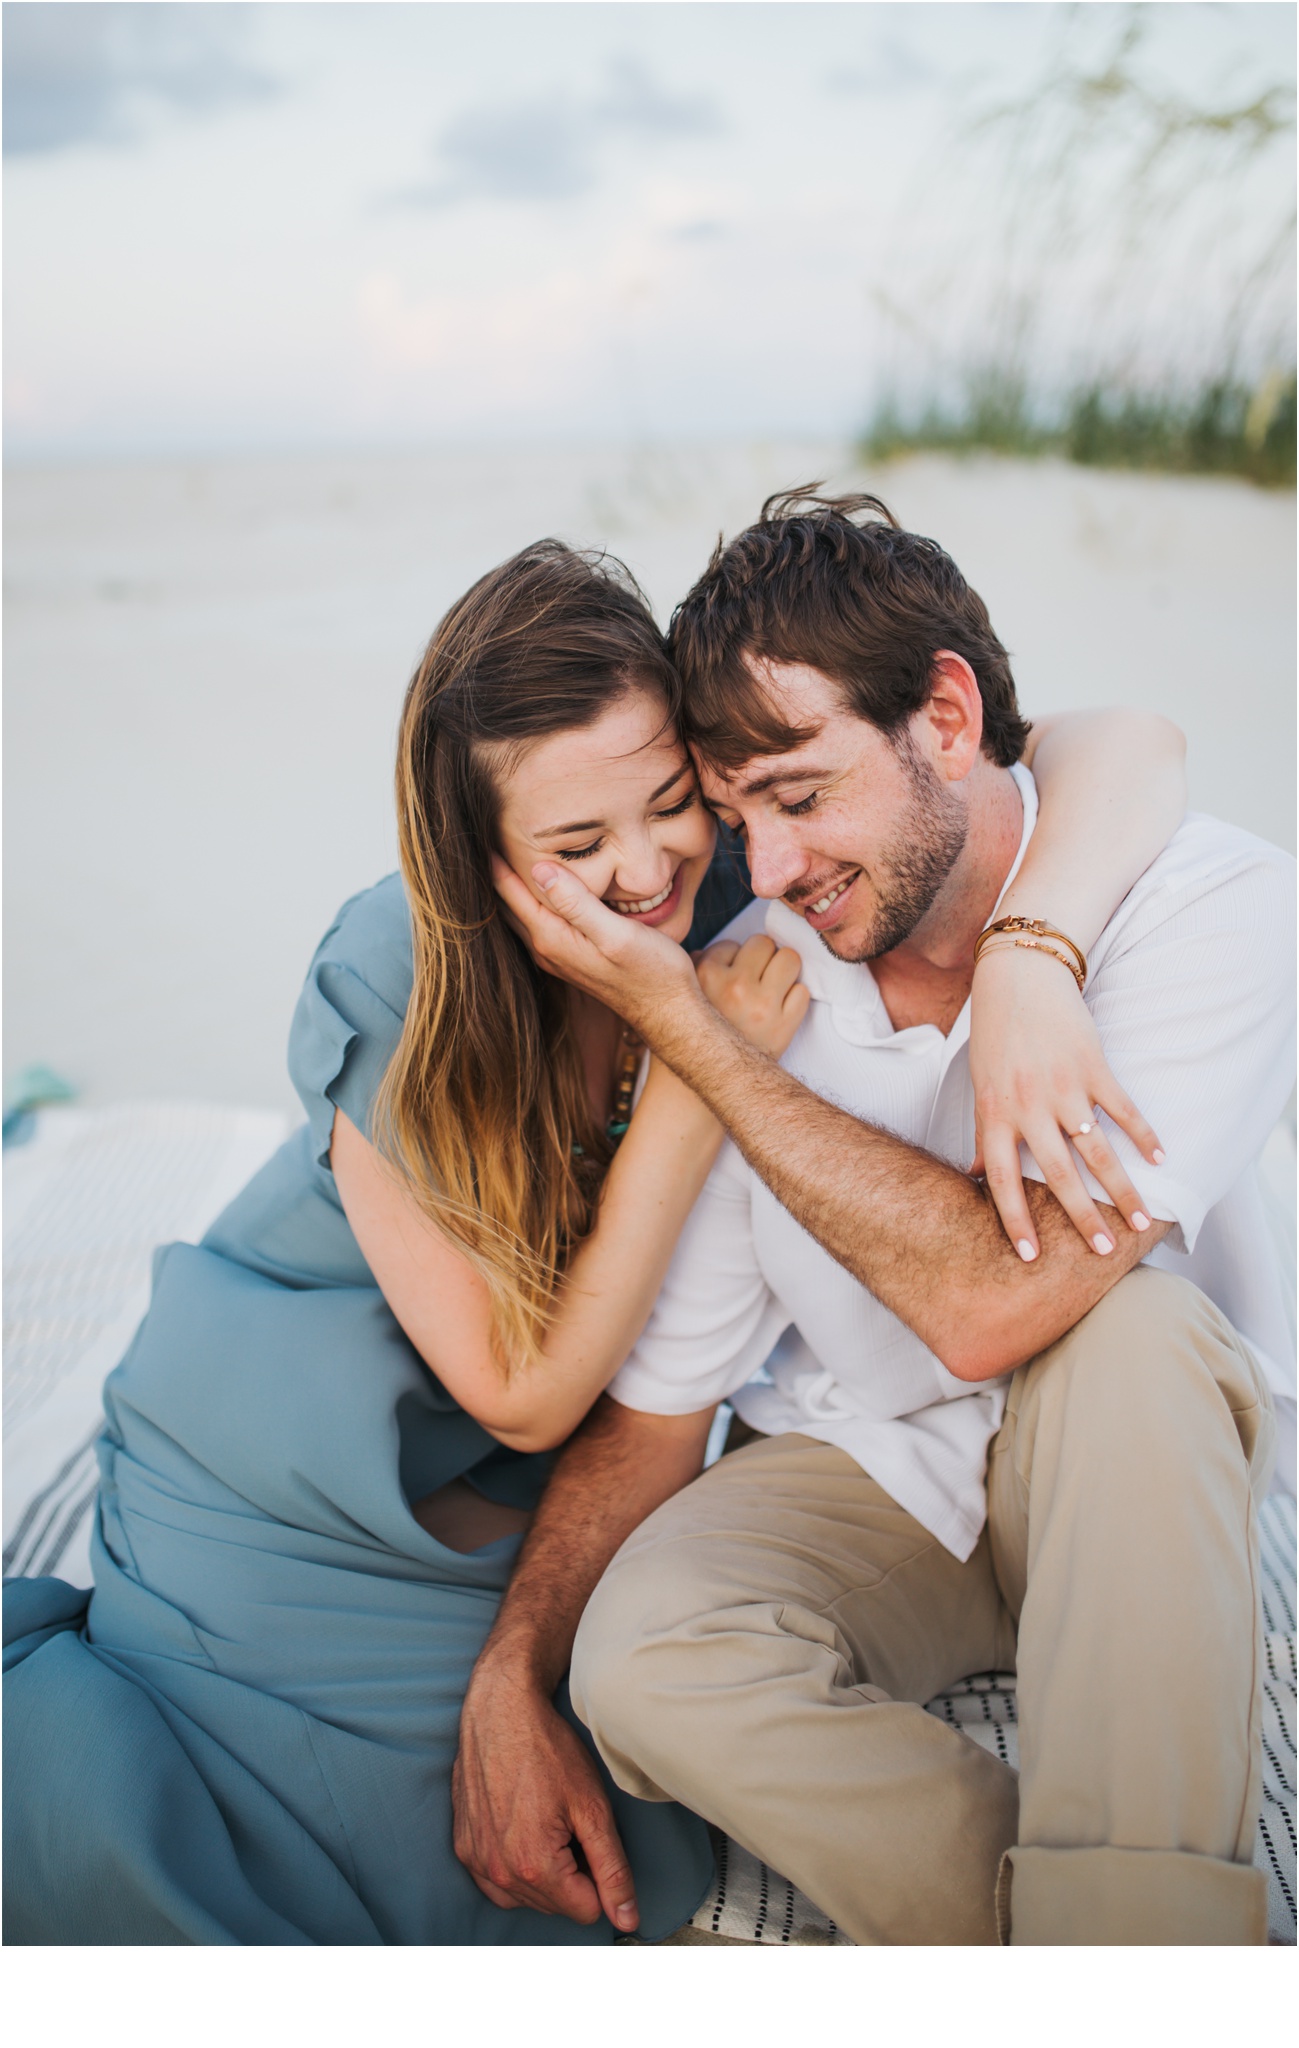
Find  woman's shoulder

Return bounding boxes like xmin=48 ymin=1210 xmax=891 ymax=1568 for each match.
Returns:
xmin=309 ymin=872 xmax=414 ymax=1018
xmin=288 ymin=874 xmax=414 ymax=1171
xmin=684 ymin=834 xmax=754 ymax=951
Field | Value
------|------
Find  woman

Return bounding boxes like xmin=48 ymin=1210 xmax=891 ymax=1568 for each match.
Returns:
xmin=3 ymin=541 xmax=1184 ymax=1947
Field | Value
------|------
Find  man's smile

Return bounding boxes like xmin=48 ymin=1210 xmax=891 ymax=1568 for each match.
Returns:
xmin=788 ymin=868 xmax=861 ymax=931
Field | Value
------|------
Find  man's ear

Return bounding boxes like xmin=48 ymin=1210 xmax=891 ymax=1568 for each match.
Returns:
xmin=923 ymin=652 xmax=984 ymax=781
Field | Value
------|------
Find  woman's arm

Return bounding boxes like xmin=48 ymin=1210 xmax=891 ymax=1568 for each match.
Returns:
xmin=969 ymin=707 xmax=1186 ymax=1258
xmin=333 ymin=937 xmax=809 ymax=1454
xmin=1012 ymin=708 xmax=1186 ymax=946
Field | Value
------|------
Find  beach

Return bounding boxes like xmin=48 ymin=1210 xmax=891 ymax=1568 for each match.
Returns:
xmin=5 ymin=440 xmax=1294 ymax=1118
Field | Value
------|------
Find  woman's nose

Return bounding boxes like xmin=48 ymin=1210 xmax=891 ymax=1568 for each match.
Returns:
xmin=610 ymin=851 xmax=673 ymax=902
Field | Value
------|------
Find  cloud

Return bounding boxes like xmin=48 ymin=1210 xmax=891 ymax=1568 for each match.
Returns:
xmin=427 ymin=99 xmax=596 ymax=203
xmin=592 ymin=57 xmax=722 ymax=139
xmin=395 ymin=57 xmax=723 ymax=208
xmin=669 ymin=219 xmax=727 ymax=243
xmin=823 ymin=36 xmax=941 ymax=99
xmin=2 ymin=1 xmax=279 ymax=156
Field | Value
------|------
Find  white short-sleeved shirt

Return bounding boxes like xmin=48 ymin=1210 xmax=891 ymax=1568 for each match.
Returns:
xmin=610 ymin=765 xmax=1297 ymax=1560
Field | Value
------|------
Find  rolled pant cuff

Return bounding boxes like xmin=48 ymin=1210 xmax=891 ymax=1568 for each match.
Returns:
xmin=998 ymin=1845 xmax=1268 ymax=1946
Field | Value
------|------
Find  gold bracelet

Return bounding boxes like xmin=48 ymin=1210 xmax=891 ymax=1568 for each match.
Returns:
xmin=974 ymin=934 xmax=1085 ymax=992
xmin=974 ymin=916 xmax=1087 ymax=984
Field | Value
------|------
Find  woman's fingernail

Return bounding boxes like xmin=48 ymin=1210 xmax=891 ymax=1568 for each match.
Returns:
xmin=1017 ymin=1239 xmax=1037 ymax=1262
xmin=1151 ymin=1148 xmax=1165 ymax=1165
xmin=532 ymin=864 xmax=559 ymax=890
xmin=1092 ymin=1233 xmax=1114 ymax=1255
xmin=616 ymin=1904 xmax=638 ymax=1928
xmin=1131 ymin=1211 xmax=1151 ymax=1231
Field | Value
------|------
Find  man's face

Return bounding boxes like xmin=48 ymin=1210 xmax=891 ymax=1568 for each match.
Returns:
xmin=696 ymin=661 xmax=970 ymax=964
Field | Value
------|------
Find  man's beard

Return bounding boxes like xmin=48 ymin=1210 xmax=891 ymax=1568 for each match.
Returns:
xmin=814 ymin=735 xmax=968 ymax=964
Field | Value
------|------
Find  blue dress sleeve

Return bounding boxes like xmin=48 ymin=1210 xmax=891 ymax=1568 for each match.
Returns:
xmin=287 ymin=875 xmax=414 ymax=1172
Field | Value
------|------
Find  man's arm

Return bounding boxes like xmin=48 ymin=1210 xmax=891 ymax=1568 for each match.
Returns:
xmin=452 ymin=1397 xmax=714 ymax=1932
xmin=491 ymin=858 xmax=1167 ymax=1381
xmin=638 ymin=1016 xmax=1168 ymax=1380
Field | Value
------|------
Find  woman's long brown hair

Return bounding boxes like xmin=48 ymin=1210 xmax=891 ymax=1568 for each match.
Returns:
xmin=373 ymin=540 xmax=682 ymax=1368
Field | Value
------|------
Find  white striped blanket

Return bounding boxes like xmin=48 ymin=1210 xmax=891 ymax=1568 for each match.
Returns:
xmin=5 ymin=1102 xmax=1295 ymax=1945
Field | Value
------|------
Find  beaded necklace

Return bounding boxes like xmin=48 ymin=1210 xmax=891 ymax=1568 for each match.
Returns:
xmin=605 ymin=1026 xmax=643 ymax=1146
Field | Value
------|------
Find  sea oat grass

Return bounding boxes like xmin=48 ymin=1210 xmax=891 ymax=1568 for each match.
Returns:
xmin=860 ymin=371 xmax=1296 ymax=488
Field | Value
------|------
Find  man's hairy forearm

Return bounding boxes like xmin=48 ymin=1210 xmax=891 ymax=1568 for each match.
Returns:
xmin=472 ymin=1396 xmax=708 ymax=1694
xmin=647 ymin=994 xmax=1156 ymax=1378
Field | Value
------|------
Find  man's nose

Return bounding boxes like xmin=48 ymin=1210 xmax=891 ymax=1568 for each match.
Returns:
xmin=745 ymin=823 xmax=810 ymax=900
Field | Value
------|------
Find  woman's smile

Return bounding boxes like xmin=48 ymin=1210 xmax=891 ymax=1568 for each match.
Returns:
xmin=606 ymin=866 xmax=685 ymax=926
xmin=496 ymin=690 xmax=716 ymax=946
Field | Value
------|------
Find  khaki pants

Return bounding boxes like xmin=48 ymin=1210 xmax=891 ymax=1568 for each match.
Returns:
xmin=570 ymin=1269 xmax=1277 ymax=1945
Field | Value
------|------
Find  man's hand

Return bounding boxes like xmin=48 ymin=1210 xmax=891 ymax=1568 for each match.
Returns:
xmin=450 ymin=1399 xmax=714 ymax=1932
xmin=453 ymin=1657 xmax=639 ymax=1932
xmin=696 ymin=935 xmax=810 ymax=1059
xmin=491 ymin=854 xmax=702 ymax=1040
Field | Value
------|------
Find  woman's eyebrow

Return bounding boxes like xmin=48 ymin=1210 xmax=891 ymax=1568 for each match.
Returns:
xmin=647 ymin=763 xmax=691 ymax=802
xmin=535 ymin=764 xmax=690 ymax=839
xmin=535 ymin=815 xmax=604 ymax=838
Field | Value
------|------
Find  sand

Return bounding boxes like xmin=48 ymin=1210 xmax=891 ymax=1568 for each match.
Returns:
xmin=4 ymin=441 xmax=1294 ymax=1117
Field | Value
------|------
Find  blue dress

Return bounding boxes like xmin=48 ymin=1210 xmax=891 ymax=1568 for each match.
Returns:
xmin=3 ymin=851 xmax=751 ymax=1945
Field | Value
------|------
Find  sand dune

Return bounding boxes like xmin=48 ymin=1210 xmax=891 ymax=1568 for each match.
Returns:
xmin=4 ymin=441 xmax=1294 ymax=1115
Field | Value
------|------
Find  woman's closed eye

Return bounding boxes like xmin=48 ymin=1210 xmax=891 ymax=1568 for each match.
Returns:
xmin=655 ymin=790 xmax=699 ymax=821
xmin=551 ymin=790 xmax=698 ymax=861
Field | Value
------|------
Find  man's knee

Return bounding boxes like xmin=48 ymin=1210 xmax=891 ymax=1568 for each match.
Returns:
xmin=1022 ymin=1264 xmax=1270 ymax=1475
xmin=571 ymin=1535 xmax=801 ymax=1767
xmin=570 ymin=1546 xmax=678 ymax=1754
xmin=1040 ymin=1266 xmax=1253 ymax=1397
xmin=1073 ymin=1261 xmax=1208 ymax=1338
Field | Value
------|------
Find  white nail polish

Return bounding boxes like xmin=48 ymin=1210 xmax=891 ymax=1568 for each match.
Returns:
xmin=1093 ymin=1233 xmax=1114 ymax=1254
xmin=1131 ymin=1212 xmax=1151 ymax=1231
xmin=1152 ymin=1149 xmax=1166 ymax=1166
xmin=1017 ymin=1239 xmax=1037 ymax=1262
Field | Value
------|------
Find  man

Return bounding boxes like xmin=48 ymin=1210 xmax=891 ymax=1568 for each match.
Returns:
xmin=454 ymin=492 xmax=1294 ymax=1945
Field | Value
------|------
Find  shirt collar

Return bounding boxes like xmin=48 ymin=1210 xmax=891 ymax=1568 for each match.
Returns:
xmin=762 ymin=761 xmax=1039 ymax=1044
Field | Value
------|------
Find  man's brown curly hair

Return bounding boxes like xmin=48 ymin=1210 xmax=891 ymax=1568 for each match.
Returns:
xmin=668 ymin=487 xmax=1031 ymax=771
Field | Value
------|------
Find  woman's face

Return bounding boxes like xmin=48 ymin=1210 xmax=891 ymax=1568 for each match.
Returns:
xmin=494 ymin=690 xmax=715 ymax=946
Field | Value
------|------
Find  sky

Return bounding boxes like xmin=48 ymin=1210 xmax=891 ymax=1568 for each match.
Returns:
xmin=4 ymin=1 xmax=1294 ymax=458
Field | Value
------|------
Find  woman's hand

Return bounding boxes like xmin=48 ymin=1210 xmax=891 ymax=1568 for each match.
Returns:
xmin=695 ymin=934 xmax=810 ymax=1060
xmin=969 ymin=945 xmax=1164 ymax=1260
